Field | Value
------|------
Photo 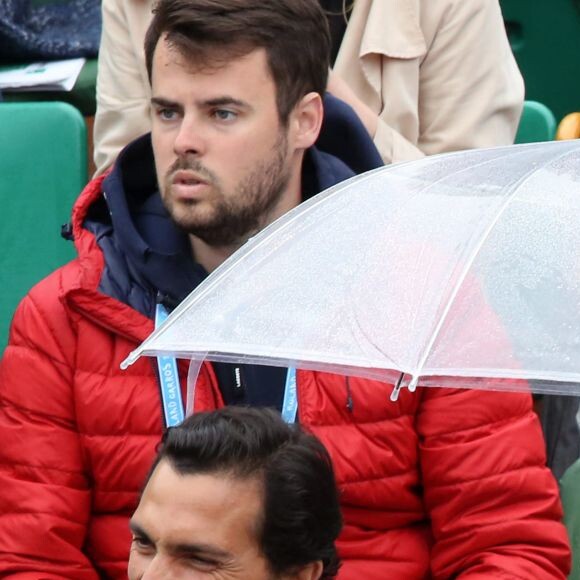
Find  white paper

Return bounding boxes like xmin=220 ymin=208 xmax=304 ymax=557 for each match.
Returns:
xmin=0 ymin=58 xmax=86 ymax=92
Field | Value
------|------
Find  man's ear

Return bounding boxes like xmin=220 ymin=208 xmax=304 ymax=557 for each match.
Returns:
xmin=290 ymin=92 xmax=324 ymax=151
xmin=283 ymin=560 xmax=324 ymax=580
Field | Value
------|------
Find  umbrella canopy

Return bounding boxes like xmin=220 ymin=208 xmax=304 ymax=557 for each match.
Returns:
xmin=122 ymin=140 xmax=580 ymax=396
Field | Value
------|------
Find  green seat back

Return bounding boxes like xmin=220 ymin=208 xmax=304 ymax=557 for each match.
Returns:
xmin=0 ymin=101 xmax=87 ymax=354
xmin=500 ymin=0 xmax=580 ymax=123
xmin=514 ymin=100 xmax=557 ymax=144
xmin=561 ymin=458 xmax=580 ymax=579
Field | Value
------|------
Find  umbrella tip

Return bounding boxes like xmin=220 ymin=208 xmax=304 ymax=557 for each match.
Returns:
xmin=120 ymin=350 xmax=140 ymax=370
xmin=390 ymin=374 xmax=419 ymax=402
xmin=390 ymin=373 xmax=404 ymax=402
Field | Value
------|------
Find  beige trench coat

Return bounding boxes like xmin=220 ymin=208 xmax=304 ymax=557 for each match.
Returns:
xmin=334 ymin=0 xmax=524 ymax=163
xmin=93 ymin=0 xmax=524 ymax=172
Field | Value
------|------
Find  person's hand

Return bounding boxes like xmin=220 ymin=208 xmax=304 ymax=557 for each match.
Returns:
xmin=327 ymin=69 xmax=378 ymax=139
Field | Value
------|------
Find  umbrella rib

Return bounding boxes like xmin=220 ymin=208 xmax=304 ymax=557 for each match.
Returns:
xmin=345 ymin=151 xmax=519 ymax=376
xmin=351 ymin=308 xmax=403 ymax=370
xmin=385 ymin=145 xmax=542 ymax=380
xmin=413 ymin=145 xmax=578 ymax=384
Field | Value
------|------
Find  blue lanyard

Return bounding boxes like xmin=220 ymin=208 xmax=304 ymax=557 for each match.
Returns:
xmin=281 ymin=367 xmax=298 ymax=423
xmin=155 ymin=303 xmax=185 ymax=427
xmin=155 ymin=304 xmax=298 ymax=425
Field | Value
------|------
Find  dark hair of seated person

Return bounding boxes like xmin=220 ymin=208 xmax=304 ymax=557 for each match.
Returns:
xmin=150 ymin=406 xmax=343 ymax=579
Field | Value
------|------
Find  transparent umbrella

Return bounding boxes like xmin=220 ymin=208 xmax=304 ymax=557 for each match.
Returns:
xmin=122 ymin=140 xmax=580 ymax=399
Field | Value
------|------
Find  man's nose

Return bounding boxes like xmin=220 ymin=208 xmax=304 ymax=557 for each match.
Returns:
xmin=173 ymin=115 xmax=207 ymax=157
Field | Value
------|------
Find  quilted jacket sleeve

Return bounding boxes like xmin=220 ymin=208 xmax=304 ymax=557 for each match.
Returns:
xmin=0 ymin=268 xmax=99 ymax=579
xmin=410 ymin=0 xmax=524 ymax=157
xmin=417 ymin=387 xmax=571 ymax=579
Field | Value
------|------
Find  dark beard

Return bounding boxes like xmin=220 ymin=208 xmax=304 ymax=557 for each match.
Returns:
xmin=163 ymin=131 xmax=291 ymax=247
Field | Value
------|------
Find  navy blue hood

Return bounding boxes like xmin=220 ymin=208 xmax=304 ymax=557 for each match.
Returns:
xmin=90 ymin=94 xmax=383 ymax=317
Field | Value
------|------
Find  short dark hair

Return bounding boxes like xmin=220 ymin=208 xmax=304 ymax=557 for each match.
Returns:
xmin=144 ymin=0 xmax=331 ymax=123
xmin=151 ymin=406 xmax=342 ymax=578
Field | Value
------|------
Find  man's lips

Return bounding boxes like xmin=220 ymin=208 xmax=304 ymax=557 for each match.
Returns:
xmin=171 ymin=170 xmax=208 ymax=186
xmin=170 ymin=170 xmax=211 ymax=199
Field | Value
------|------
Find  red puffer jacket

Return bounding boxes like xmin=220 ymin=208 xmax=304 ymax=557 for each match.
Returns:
xmin=0 ymin=177 xmax=570 ymax=579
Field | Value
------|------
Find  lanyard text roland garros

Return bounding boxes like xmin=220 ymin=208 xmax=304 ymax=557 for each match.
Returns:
xmin=155 ymin=303 xmax=298 ymax=427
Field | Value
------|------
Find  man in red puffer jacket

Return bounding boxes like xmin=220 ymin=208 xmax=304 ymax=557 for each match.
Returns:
xmin=0 ymin=0 xmax=570 ymax=578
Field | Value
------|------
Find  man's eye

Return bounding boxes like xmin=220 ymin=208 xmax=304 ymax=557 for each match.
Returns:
xmin=157 ymin=108 xmax=177 ymax=121
xmin=212 ymin=109 xmax=237 ymax=122
xmin=184 ymin=556 xmax=220 ymax=571
xmin=131 ymin=535 xmax=154 ymax=554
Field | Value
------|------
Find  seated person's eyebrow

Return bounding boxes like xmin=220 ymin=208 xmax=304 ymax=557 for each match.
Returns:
xmin=201 ymin=97 xmax=250 ymax=110
xmin=151 ymin=97 xmax=182 ymax=110
xmin=129 ymin=519 xmax=231 ymax=560
xmin=129 ymin=520 xmax=150 ymax=539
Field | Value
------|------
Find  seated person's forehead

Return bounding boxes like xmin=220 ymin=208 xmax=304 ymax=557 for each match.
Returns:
xmin=155 ymin=34 xmax=270 ymax=76
xmin=136 ymin=460 xmax=264 ymax=540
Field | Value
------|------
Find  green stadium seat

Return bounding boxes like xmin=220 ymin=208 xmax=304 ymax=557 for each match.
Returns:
xmin=0 ymin=101 xmax=87 ymax=354
xmin=514 ymin=100 xmax=557 ymax=144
